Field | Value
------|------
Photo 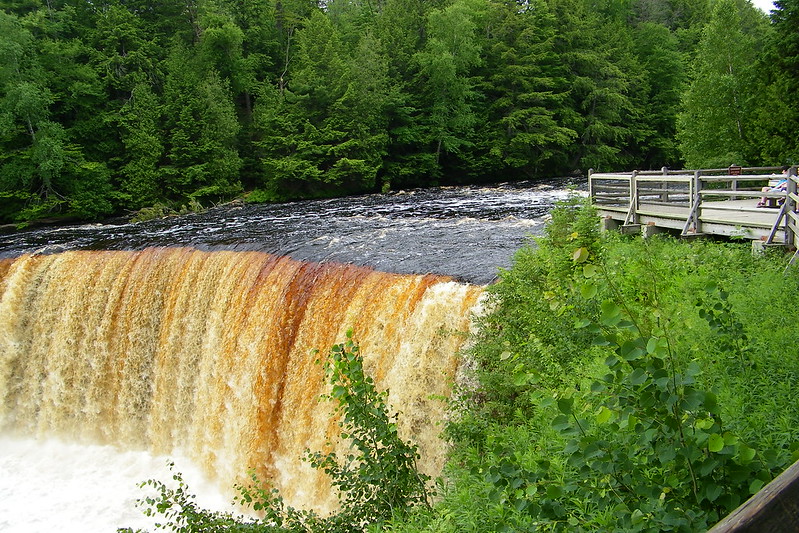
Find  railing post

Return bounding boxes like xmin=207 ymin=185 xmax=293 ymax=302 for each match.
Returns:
xmin=624 ymin=170 xmax=639 ymax=225
xmin=588 ymin=168 xmax=594 ymax=204
xmin=695 ymin=170 xmax=703 ymax=233
xmin=787 ymin=166 xmax=798 ymax=248
xmin=682 ymin=170 xmax=703 ymax=236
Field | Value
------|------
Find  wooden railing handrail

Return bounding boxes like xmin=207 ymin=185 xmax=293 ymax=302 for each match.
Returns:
xmin=708 ymin=458 xmax=799 ymax=532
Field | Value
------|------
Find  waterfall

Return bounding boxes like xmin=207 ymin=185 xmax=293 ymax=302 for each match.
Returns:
xmin=0 ymin=248 xmax=483 ymax=513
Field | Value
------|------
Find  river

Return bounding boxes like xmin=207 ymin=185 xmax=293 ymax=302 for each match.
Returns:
xmin=0 ymin=180 xmax=578 ymax=284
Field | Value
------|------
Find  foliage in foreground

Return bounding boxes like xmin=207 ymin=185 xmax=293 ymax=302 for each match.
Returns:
xmin=122 ymin=332 xmax=429 ymax=533
xmin=388 ymin=200 xmax=799 ymax=532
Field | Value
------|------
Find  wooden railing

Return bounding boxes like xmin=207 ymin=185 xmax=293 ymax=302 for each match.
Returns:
xmin=708 ymin=458 xmax=799 ymax=532
xmin=589 ymin=166 xmax=799 ymax=245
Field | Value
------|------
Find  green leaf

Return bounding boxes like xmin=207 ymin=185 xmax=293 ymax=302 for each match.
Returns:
xmin=646 ymin=336 xmax=659 ymax=354
xmin=749 ymin=478 xmax=765 ymax=495
xmin=596 ymin=406 xmax=613 ymax=424
xmin=572 ymin=247 xmax=590 ymax=263
xmin=600 ymin=300 xmax=622 ymax=326
xmin=629 ymin=368 xmax=647 ymax=386
xmin=583 ymin=264 xmax=598 ymax=278
xmin=705 ymin=483 xmax=723 ymax=502
xmin=708 ymin=433 xmax=725 ymax=453
xmin=723 ymin=432 xmax=739 ymax=446
xmin=546 ymin=484 xmax=564 ymax=499
xmin=738 ymin=444 xmax=756 ymax=464
xmin=557 ymin=397 xmax=574 ymax=415
xmin=704 ymin=391 xmax=719 ymax=413
xmin=686 ymin=361 xmax=703 ymax=377
xmin=621 ymin=340 xmax=645 ymax=361
xmin=696 ymin=418 xmax=714 ymax=430
xmin=513 ymin=371 xmax=534 ymax=386
xmin=580 ymin=282 xmax=598 ymax=299
xmin=552 ymin=414 xmax=571 ymax=432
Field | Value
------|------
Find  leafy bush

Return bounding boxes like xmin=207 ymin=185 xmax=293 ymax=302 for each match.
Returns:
xmin=307 ymin=334 xmax=431 ymax=531
xmin=449 ymin=197 xmax=603 ymax=443
xmin=129 ymin=199 xmax=204 ymax=223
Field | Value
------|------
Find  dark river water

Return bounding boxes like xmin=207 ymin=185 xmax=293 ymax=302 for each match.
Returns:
xmin=0 ymin=180 xmax=583 ymax=285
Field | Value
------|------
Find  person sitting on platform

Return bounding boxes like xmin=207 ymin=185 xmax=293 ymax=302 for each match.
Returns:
xmin=757 ymin=169 xmax=788 ymax=208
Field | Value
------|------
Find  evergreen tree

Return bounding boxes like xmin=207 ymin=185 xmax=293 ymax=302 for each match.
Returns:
xmin=373 ymin=0 xmax=439 ymax=188
xmin=629 ymin=22 xmax=686 ymax=169
xmin=162 ymin=44 xmax=242 ymax=202
xmin=548 ymin=0 xmax=641 ymax=172
xmin=411 ymin=0 xmax=484 ymax=182
xmin=255 ymin=11 xmax=347 ymax=198
xmin=470 ymin=0 xmax=576 ymax=180
xmin=210 ymin=0 xmax=282 ymax=187
xmin=119 ymin=82 xmax=164 ymax=207
xmin=329 ymin=31 xmax=392 ymax=190
xmin=116 ymin=0 xmax=199 ymax=45
xmin=750 ymin=0 xmax=799 ymax=164
xmin=255 ymin=11 xmax=390 ymax=197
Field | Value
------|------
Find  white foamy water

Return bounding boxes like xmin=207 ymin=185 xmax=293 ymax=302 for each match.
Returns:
xmin=0 ymin=436 xmax=235 ymax=533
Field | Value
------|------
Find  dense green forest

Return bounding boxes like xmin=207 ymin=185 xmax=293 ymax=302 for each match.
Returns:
xmin=0 ymin=0 xmax=797 ymax=223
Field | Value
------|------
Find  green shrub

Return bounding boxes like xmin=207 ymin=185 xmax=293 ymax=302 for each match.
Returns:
xmin=451 ymin=196 xmax=604 ymax=443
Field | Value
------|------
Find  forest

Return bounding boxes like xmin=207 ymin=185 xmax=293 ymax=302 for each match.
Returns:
xmin=0 ymin=0 xmax=797 ymax=223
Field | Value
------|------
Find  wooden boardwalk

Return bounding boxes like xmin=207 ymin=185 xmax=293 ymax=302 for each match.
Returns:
xmin=589 ymin=166 xmax=799 ymax=248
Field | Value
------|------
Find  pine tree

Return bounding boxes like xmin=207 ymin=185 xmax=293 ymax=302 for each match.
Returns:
xmin=470 ymin=0 xmax=576 ymax=180
xmin=119 ymin=82 xmax=164 ymax=207
xmin=629 ymin=22 xmax=686 ymax=168
xmin=547 ymin=0 xmax=643 ymax=172
xmin=750 ymin=0 xmax=799 ymax=164
xmin=411 ymin=0 xmax=484 ymax=181
xmin=162 ymin=44 xmax=242 ymax=202
xmin=255 ymin=11 xmax=391 ymax=197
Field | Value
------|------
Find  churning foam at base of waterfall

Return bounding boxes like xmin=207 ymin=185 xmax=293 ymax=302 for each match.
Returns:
xmin=0 ymin=436 xmax=235 ymax=533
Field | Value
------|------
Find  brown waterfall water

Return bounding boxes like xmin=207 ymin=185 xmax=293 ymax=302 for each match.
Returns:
xmin=0 ymin=247 xmax=483 ymax=514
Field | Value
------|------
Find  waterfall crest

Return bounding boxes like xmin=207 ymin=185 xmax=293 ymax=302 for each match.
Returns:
xmin=0 ymin=248 xmax=482 ymax=511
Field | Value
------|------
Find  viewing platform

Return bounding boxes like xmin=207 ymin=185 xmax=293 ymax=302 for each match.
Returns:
xmin=589 ymin=165 xmax=799 ymax=252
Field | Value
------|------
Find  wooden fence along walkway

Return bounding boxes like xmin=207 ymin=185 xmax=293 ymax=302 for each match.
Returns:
xmin=589 ymin=165 xmax=799 ymax=251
